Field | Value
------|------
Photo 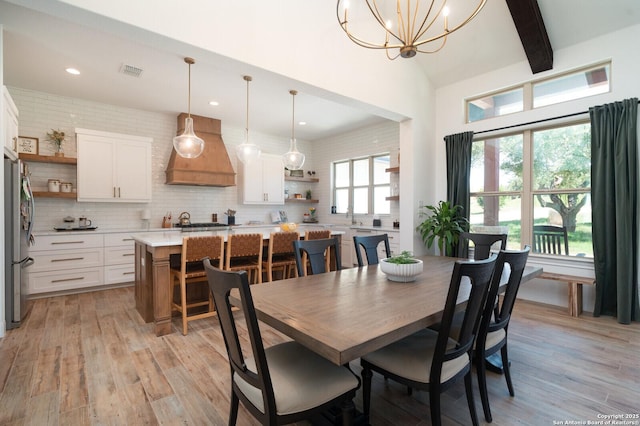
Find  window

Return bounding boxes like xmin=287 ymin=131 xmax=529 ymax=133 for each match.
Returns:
xmin=466 ymin=62 xmax=611 ymax=123
xmin=333 ymin=154 xmax=390 ymax=215
xmin=470 ymin=122 xmax=592 ymax=257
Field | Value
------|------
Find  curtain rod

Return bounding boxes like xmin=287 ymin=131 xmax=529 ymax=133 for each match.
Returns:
xmin=473 ymin=99 xmax=640 ymax=135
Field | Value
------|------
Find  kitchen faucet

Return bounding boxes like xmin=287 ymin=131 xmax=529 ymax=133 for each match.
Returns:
xmin=346 ymin=207 xmax=357 ymax=225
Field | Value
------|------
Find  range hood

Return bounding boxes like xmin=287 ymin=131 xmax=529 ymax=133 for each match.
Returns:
xmin=165 ymin=113 xmax=236 ymax=187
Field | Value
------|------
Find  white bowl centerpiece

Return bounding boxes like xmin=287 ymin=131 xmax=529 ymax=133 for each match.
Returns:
xmin=380 ymin=251 xmax=424 ymax=282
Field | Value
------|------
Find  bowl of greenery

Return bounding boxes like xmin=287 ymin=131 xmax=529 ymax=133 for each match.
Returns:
xmin=380 ymin=251 xmax=423 ymax=282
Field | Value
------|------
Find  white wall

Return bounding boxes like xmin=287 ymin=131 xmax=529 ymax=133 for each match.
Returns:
xmin=9 ymin=87 xmax=317 ymax=231
xmin=1 ymin=24 xmax=6 ymax=337
xmin=433 ymin=24 xmax=640 ymax=311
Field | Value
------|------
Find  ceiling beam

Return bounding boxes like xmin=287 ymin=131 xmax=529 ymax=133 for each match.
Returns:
xmin=505 ymin=0 xmax=553 ymax=74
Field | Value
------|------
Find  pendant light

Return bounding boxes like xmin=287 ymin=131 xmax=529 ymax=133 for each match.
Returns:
xmin=236 ymin=75 xmax=262 ymax=164
xmin=282 ymin=89 xmax=305 ymax=170
xmin=173 ymin=57 xmax=204 ymax=158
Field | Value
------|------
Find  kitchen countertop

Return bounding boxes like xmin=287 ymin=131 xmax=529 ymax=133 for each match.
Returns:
xmin=131 ymin=226 xmax=345 ymax=248
xmin=348 ymin=225 xmax=399 ymax=232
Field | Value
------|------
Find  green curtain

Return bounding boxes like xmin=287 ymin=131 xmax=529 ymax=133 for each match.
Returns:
xmin=445 ymin=131 xmax=473 ymax=257
xmin=590 ymin=98 xmax=639 ymax=324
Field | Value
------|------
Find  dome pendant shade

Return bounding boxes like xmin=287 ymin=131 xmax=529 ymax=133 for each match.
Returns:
xmin=173 ymin=117 xmax=205 ymax=158
xmin=174 ymin=57 xmax=204 ymax=158
xmin=282 ymin=89 xmax=305 ymax=170
xmin=236 ymin=75 xmax=262 ymax=164
xmin=283 ymin=138 xmax=305 ymax=170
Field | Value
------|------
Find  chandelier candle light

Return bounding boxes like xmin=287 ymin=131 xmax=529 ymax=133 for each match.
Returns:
xmin=173 ymin=57 xmax=205 ymax=158
xmin=282 ymin=89 xmax=305 ymax=170
xmin=236 ymin=75 xmax=262 ymax=164
xmin=336 ymin=0 xmax=487 ymax=60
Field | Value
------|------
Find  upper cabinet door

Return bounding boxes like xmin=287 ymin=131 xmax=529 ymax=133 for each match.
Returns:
xmin=3 ymin=87 xmax=19 ymax=160
xmin=239 ymin=153 xmax=284 ymax=205
xmin=76 ymin=128 xmax=152 ymax=202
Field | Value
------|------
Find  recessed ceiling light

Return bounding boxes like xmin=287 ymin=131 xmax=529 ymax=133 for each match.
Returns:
xmin=65 ymin=68 xmax=80 ymax=75
xmin=209 ymin=101 xmax=219 ymax=106
xmin=299 ymin=121 xmax=307 ymax=126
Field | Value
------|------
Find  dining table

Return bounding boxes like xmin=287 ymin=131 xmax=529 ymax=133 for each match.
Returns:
xmin=230 ymin=255 xmax=543 ymax=366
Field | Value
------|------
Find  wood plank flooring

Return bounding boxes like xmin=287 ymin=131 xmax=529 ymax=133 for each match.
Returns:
xmin=1 ymin=286 xmax=638 ymax=425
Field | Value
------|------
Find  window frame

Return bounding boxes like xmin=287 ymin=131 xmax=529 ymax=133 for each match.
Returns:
xmin=470 ymin=119 xmax=592 ymax=258
xmin=332 ymin=154 xmax=391 ymax=215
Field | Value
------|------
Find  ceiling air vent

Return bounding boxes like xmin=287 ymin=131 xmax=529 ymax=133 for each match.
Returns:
xmin=120 ymin=64 xmax=144 ymax=78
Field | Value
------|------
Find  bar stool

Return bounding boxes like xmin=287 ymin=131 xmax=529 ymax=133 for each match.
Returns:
xmin=225 ymin=233 xmax=263 ymax=284
xmin=262 ymin=231 xmax=300 ymax=282
xmin=170 ymin=235 xmax=224 ymax=335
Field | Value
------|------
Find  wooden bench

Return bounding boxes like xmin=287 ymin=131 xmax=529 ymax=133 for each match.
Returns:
xmin=539 ymin=272 xmax=596 ymax=317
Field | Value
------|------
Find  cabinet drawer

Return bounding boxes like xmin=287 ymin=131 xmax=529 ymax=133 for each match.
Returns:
xmin=30 ymin=248 xmax=104 ymax=272
xmin=31 ymin=234 xmax=103 ymax=251
xmin=104 ymin=233 xmax=136 ymax=247
xmin=27 ymin=267 xmax=104 ymax=295
xmin=105 ymin=247 xmax=135 ymax=266
xmin=105 ymin=264 xmax=135 ymax=284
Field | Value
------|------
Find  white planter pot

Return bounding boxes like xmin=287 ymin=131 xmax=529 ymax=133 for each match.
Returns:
xmin=380 ymin=258 xmax=424 ymax=282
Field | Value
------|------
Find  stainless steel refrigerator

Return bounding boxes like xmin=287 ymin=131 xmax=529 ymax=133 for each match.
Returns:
xmin=4 ymin=156 xmax=34 ymax=329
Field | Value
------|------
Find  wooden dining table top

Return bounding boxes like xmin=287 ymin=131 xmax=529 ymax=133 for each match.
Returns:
xmin=230 ymin=255 xmax=542 ymax=365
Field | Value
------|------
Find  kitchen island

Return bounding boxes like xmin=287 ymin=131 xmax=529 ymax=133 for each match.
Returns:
xmin=131 ymin=226 xmax=343 ymax=336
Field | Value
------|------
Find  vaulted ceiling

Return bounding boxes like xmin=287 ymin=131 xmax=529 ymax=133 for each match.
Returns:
xmin=2 ymin=0 xmax=639 ymax=141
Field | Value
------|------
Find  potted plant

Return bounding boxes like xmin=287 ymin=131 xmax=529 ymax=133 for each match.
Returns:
xmin=416 ymin=200 xmax=469 ymax=257
xmin=46 ymin=128 xmax=66 ymax=157
xmin=305 ymin=189 xmax=312 ymax=200
xmin=380 ymin=250 xmax=424 ymax=282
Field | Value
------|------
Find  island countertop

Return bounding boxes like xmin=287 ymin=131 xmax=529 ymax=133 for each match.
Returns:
xmin=131 ymin=226 xmax=344 ymax=248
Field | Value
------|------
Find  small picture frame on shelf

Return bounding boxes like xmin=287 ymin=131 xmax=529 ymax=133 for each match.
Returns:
xmin=290 ymin=169 xmax=304 ymax=177
xmin=17 ymin=136 xmax=39 ymax=155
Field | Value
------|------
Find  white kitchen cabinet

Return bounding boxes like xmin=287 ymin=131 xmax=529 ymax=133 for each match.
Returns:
xmin=238 ymin=153 xmax=284 ymax=204
xmin=3 ymin=86 xmax=19 ymax=159
xmin=27 ymin=233 xmax=105 ymax=294
xmin=76 ymin=128 xmax=152 ymax=202
xmin=104 ymin=233 xmax=136 ymax=284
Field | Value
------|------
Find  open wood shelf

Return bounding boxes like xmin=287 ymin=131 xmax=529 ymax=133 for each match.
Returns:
xmin=285 ymin=198 xmax=319 ymax=203
xmin=33 ymin=191 xmax=77 ymax=199
xmin=386 ymin=195 xmax=400 ymax=201
xmin=385 ymin=167 xmax=399 ymax=173
xmin=285 ymin=176 xmax=319 ymax=183
xmin=19 ymin=153 xmax=77 ymax=165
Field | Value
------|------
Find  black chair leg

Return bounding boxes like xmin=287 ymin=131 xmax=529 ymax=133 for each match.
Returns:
xmin=501 ymin=344 xmax=515 ymax=396
xmin=362 ymin=366 xmax=373 ymax=424
xmin=464 ymin=372 xmax=480 ymax=426
xmin=229 ymin=391 xmax=239 ymax=426
xmin=476 ymin=351 xmax=493 ymax=422
xmin=429 ymin=386 xmax=442 ymax=426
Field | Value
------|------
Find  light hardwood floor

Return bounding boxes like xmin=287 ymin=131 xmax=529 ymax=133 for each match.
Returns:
xmin=0 ymin=286 xmax=638 ymax=425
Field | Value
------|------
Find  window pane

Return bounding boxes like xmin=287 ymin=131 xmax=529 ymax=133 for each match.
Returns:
xmin=534 ymin=64 xmax=610 ymax=108
xmin=353 ymin=188 xmax=368 ymax=214
xmin=335 ymin=162 xmax=350 ymax=188
xmin=533 ymin=124 xmax=591 ymax=190
xmin=373 ymin=155 xmax=390 ymax=184
xmin=353 ymin=159 xmax=369 ymax=186
xmin=471 ymin=135 xmax=523 ymax=193
xmin=467 ymin=88 xmax=523 ymax=123
xmin=373 ymin=186 xmax=390 ymax=215
xmin=533 ymin=192 xmax=592 ymax=258
xmin=470 ymin=195 xmax=522 ymax=250
xmin=335 ymin=189 xmax=349 ymax=213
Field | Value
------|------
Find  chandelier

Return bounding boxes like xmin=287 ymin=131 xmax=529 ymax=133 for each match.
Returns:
xmin=236 ymin=75 xmax=262 ymax=164
xmin=173 ymin=57 xmax=205 ymax=158
xmin=336 ymin=0 xmax=487 ymax=60
xmin=282 ymin=90 xmax=305 ymax=170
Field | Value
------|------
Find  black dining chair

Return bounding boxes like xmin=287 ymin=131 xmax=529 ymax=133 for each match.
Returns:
xmin=460 ymin=232 xmax=507 ymax=260
xmin=360 ymin=256 xmax=497 ymax=426
xmin=474 ymin=246 xmax=530 ymax=422
xmin=353 ymin=233 xmax=391 ymax=266
xmin=293 ymin=237 xmax=341 ymax=276
xmin=203 ymin=259 xmax=360 ymax=425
